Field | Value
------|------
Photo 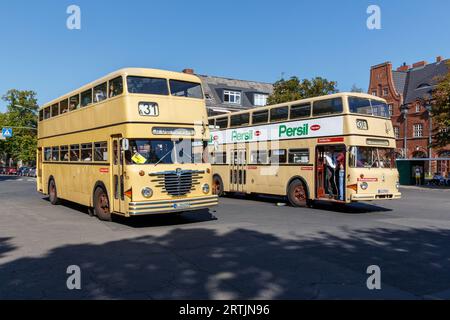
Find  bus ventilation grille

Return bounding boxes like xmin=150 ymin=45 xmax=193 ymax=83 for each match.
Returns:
xmin=150 ymin=169 xmax=204 ymax=197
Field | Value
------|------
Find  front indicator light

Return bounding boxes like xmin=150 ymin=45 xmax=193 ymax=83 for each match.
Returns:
xmin=360 ymin=182 xmax=369 ymax=190
xmin=202 ymin=184 xmax=210 ymax=194
xmin=124 ymin=188 xmax=133 ymax=199
xmin=142 ymin=187 xmax=153 ymax=198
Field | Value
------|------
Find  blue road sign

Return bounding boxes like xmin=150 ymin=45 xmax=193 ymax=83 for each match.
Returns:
xmin=2 ymin=128 xmax=13 ymax=138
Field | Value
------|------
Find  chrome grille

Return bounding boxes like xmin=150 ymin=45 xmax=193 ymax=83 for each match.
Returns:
xmin=150 ymin=169 xmax=204 ymax=196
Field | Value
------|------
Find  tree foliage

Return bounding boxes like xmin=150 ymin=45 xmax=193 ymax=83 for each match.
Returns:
xmin=0 ymin=89 xmax=39 ymax=165
xmin=267 ymin=76 xmax=339 ymax=105
xmin=431 ymin=61 xmax=450 ymax=148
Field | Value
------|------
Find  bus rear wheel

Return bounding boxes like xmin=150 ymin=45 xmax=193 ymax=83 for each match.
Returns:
xmin=94 ymin=187 xmax=112 ymax=221
xmin=48 ymin=179 xmax=60 ymax=205
xmin=212 ymin=175 xmax=224 ymax=196
xmin=287 ymin=180 xmax=309 ymax=208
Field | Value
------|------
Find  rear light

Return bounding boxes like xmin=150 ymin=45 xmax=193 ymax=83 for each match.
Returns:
xmin=347 ymin=184 xmax=357 ymax=192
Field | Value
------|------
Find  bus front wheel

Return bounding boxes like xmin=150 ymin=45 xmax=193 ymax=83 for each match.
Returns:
xmin=213 ymin=175 xmax=224 ymax=196
xmin=48 ymin=179 xmax=60 ymax=205
xmin=287 ymin=180 xmax=309 ymax=208
xmin=94 ymin=187 xmax=112 ymax=221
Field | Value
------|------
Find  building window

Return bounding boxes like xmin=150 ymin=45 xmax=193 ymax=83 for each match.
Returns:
xmin=223 ymin=90 xmax=241 ymax=104
xmin=413 ymin=124 xmax=423 ymax=138
xmin=415 ymin=104 xmax=421 ymax=113
xmin=383 ymin=88 xmax=389 ymax=96
xmin=388 ymin=104 xmax=393 ymax=116
xmin=394 ymin=127 xmax=400 ymax=139
xmin=254 ymin=94 xmax=268 ymax=106
xmin=371 ymin=90 xmax=377 ymax=96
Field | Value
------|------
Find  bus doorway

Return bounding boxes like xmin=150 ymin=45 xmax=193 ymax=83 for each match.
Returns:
xmin=316 ymin=145 xmax=346 ymax=201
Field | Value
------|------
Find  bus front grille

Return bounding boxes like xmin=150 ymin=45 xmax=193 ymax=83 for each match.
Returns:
xmin=150 ymin=169 xmax=204 ymax=197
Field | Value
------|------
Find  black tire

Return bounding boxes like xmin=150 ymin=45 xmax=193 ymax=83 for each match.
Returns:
xmin=94 ymin=187 xmax=112 ymax=221
xmin=212 ymin=175 xmax=224 ymax=196
xmin=287 ymin=180 xmax=309 ymax=208
xmin=48 ymin=179 xmax=60 ymax=205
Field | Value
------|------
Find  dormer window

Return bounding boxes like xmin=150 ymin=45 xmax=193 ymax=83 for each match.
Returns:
xmin=223 ymin=90 xmax=241 ymax=105
xmin=254 ymin=93 xmax=268 ymax=106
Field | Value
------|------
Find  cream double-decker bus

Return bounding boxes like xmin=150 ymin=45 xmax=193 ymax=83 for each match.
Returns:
xmin=208 ymin=92 xmax=401 ymax=207
xmin=37 ymin=68 xmax=218 ymax=221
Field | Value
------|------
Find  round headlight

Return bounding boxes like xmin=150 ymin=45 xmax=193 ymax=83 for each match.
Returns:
xmin=142 ymin=187 xmax=153 ymax=198
xmin=360 ymin=182 xmax=368 ymax=190
xmin=396 ymin=182 xmax=400 ymax=190
xmin=202 ymin=184 xmax=210 ymax=194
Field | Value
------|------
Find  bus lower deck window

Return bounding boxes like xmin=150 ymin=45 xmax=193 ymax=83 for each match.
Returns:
xmin=94 ymin=142 xmax=108 ymax=162
xmin=60 ymin=146 xmax=69 ymax=161
xmin=52 ymin=147 xmax=60 ymax=161
xmin=81 ymin=143 xmax=93 ymax=161
xmin=70 ymin=145 xmax=80 ymax=162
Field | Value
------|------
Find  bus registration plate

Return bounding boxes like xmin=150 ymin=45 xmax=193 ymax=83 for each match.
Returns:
xmin=378 ymin=189 xmax=389 ymax=194
xmin=174 ymin=203 xmax=191 ymax=210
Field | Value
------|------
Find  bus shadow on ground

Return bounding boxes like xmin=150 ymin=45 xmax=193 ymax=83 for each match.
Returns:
xmin=225 ymin=193 xmax=392 ymax=214
xmin=1 ymin=227 xmax=450 ymax=299
xmin=43 ymin=196 xmax=218 ymax=228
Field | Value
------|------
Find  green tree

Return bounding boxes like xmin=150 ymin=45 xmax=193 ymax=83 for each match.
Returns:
xmin=351 ymin=84 xmax=364 ymax=93
xmin=267 ymin=76 xmax=338 ymax=105
xmin=431 ymin=61 xmax=450 ymax=148
xmin=0 ymin=90 xmax=39 ymax=165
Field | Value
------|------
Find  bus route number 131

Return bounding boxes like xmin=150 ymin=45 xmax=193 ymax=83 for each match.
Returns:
xmin=138 ymin=102 xmax=159 ymax=116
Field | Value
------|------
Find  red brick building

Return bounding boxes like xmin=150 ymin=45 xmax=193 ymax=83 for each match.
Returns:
xmin=368 ymin=57 xmax=450 ymax=176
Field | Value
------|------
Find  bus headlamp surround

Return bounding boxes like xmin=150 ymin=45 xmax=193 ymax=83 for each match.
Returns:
xmin=142 ymin=187 xmax=153 ymax=198
xmin=202 ymin=184 xmax=210 ymax=194
xmin=360 ymin=182 xmax=369 ymax=190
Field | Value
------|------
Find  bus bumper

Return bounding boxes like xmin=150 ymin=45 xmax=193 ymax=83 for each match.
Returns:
xmin=350 ymin=192 xmax=402 ymax=201
xmin=127 ymin=195 xmax=218 ymax=216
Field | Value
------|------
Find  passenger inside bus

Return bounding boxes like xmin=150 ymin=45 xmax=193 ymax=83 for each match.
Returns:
xmin=322 ymin=150 xmax=345 ymax=201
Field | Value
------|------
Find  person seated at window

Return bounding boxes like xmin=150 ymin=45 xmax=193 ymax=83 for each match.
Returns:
xmin=83 ymin=152 xmax=92 ymax=161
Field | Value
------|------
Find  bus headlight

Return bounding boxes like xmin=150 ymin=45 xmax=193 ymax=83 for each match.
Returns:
xmin=396 ymin=182 xmax=400 ymax=190
xmin=202 ymin=184 xmax=210 ymax=194
xmin=360 ymin=182 xmax=369 ymax=190
xmin=142 ymin=187 xmax=153 ymax=198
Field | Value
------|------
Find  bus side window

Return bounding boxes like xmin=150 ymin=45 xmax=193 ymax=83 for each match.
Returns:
xmin=81 ymin=89 xmax=93 ymax=107
xmin=70 ymin=144 xmax=80 ymax=162
xmin=94 ymin=83 xmax=108 ymax=103
xmin=52 ymin=146 xmax=60 ymax=161
xmin=39 ymin=110 xmax=43 ymax=121
xmin=44 ymin=147 xmax=52 ymax=161
xmin=69 ymin=95 xmax=80 ymax=111
xmin=109 ymin=76 xmax=123 ymax=98
xmin=60 ymin=146 xmax=69 ymax=161
xmin=60 ymin=99 xmax=69 ymax=114
xmin=94 ymin=142 xmax=108 ymax=162
xmin=81 ymin=143 xmax=93 ymax=161
xmin=289 ymin=149 xmax=310 ymax=164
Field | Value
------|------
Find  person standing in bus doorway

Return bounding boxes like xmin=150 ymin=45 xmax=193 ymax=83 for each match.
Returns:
xmin=415 ymin=167 xmax=421 ymax=186
xmin=336 ymin=152 xmax=345 ymax=201
xmin=324 ymin=152 xmax=337 ymax=198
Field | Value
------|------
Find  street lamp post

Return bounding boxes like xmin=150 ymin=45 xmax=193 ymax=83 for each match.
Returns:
xmin=425 ymin=103 xmax=433 ymax=175
xmin=400 ymin=104 xmax=409 ymax=159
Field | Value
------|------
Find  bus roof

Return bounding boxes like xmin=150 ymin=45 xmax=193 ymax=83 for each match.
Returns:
xmin=40 ymin=68 xmax=202 ymax=110
xmin=209 ymin=92 xmax=387 ymax=118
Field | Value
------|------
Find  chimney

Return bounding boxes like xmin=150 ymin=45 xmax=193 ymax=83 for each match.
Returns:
xmin=412 ymin=61 xmax=427 ymax=68
xmin=436 ymin=56 xmax=443 ymax=63
xmin=182 ymin=68 xmax=195 ymax=74
xmin=397 ymin=63 xmax=410 ymax=72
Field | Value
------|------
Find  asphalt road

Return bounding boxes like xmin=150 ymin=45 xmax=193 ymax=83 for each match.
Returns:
xmin=1 ymin=175 xmax=450 ymax=299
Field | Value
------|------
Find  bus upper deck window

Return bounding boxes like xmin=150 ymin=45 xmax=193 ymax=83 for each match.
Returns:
xmin=216 ymin=117 xmax=229 ymax=129
xmin=313 ymin=98 xmax=343 ymax=117
xmin=290 ymin=103 xmax=311 ymax=119
xmin=94 ymin=83 xmax=107 ymax=103
xmin=44 ymin=107 xmax=51 ymax=119
xmin=109 ymin=76 xmax=123 ymax=98
xmin=51 ymin=103 xmax=59 ymax=117
xmin=252 ymin=110 xmax=269 ymax=125
xmin=270 ymin=107 xmax=288 ymax=122
xmin=170 ymin=80 xmax=203 ymax=99
xmin=69 ymin=95 xmax=80 ymax=111
xmin=127 ymin=76 xmax=168 ymax=95
xmin=230 ymin=113 xmax=249 ymax=127
xmin=60 ymin=99 xmax=69 ymax=114
xmin=81 ymin=89 xmax=93 ymax=107
xmin=39 ymin=110 xmax=43 ymax=121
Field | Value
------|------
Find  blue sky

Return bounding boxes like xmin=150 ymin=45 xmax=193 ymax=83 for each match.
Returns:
xmin=1 ymin=0 xmax=449 ymax=112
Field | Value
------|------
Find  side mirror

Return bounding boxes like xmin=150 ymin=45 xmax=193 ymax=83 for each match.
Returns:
xmin=121 ymin=139 xmax=129 ymax=151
